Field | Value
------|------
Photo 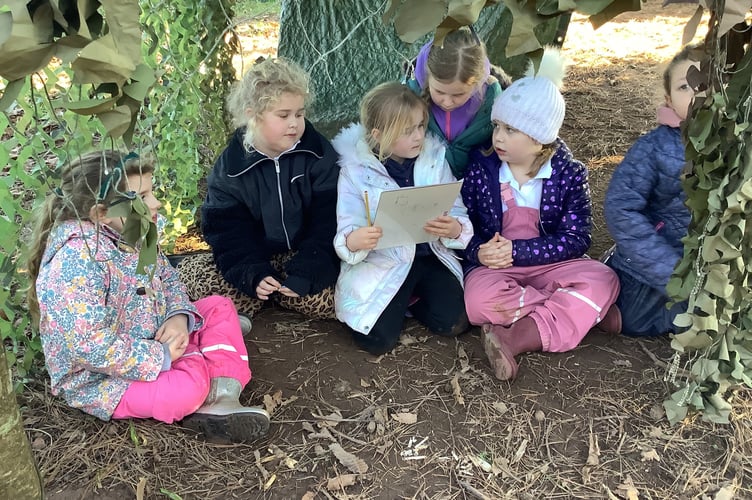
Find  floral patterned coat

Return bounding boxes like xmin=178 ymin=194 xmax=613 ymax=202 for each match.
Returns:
xmin=36 ymin=220 xmax=200 ymax=420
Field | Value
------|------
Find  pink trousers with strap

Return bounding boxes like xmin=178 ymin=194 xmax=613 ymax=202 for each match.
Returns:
xmin=465 ymin=182 xmax=619 ymax=352
xmin=112 ymin=295 xmax=252 ymax=423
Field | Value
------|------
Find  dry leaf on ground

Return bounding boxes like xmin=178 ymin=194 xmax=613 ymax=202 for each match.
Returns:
xmin=618 ymin=476 xmax=640 ymax=500
xmin=329 ymin=443 xmax=369 ymax=474
xmin=451 ymin=373 xmax=465 ymax=405
xmin=641 ymin=448 xmax=661 ymax=462
xmin=326 ymin=473 xmax=357 ymax=491
xmin=587 ymin=432 xmax=600 ymax=466
xmin=392 ymin=412 xmax=418 ymax=424
xmin=263 ymin=390 xmax=283 ymax=414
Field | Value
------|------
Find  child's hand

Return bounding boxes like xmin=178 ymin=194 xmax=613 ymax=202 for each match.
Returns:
xmin=346 ymin=226 xmax=383 ymax=251
xmin=165 ymin=340 xmax=187 ymax=362
xmin=156 ymin=314 xmax=189 ymax=347
xmin=257 ymin=276 xmax=283 ymax=300
xmin=278 ymin=286 xmax=300 ymax=298
xmin=424 ymin=214 xmax=462 ymax=239
xmin=478 ymin=232 xmax=513 ymax=269
xmin=156 ymin=314 xmax=189 ymax=362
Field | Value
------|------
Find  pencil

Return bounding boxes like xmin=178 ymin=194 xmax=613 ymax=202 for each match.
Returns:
xmin=364 ymin=190 xmax=372 ymax=226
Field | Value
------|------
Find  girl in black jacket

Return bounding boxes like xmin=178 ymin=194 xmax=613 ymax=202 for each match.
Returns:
xmin=178 ymin=58 xmax=339 ymax=320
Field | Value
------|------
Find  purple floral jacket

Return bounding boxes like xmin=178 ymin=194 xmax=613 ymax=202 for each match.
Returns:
xmin=36 ymin=220 xmax=201 ymax=420
xmin=461 ymin=139 xmax=593 ymax=273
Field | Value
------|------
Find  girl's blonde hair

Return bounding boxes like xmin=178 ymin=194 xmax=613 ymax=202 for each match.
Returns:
xmin=226 ymin=58 xmax=311 ymax=151
xmin=360 ymin=82 xmax=428 ymax=162
xmin=426 ymin=27 xmax=488 ymax=88
xmin=482 ymin=130 xmax=557 ymax=177
xmin=26 ymin=151 xmax=154 ymax=325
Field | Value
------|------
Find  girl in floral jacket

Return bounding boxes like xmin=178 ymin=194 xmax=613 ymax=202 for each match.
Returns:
xmin=462 ymin=48 xmax=621 ymax=381
xmin=27 ymin=151 xmax=269 ymax=443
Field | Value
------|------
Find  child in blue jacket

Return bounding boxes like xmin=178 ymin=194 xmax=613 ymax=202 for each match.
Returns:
xmin=604 ymin=45 xmax=699 ymax=336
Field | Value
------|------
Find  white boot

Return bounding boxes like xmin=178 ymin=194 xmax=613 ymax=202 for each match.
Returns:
xmin=238 ymin=314 xmax=252 ymax=336
xmin=182 ymin=377 xmax=269 ymax=443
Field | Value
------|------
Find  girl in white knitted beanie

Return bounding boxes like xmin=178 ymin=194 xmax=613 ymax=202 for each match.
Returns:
xmin=460 ymin=47 xmax=622 ymax=381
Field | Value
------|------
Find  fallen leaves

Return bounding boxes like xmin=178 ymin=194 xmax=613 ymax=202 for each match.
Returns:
xmin=329 ymin=443 xmax=368 ymax=474
xmin=450 ymin=373 xmax=465 ymax=405
xmin=640 ymin=448 xmax=661 ymax=462
xmin=326 ymin=473 xmax=357 ymax=491
xmin=392 ymin=412 xmax=418 ymax=424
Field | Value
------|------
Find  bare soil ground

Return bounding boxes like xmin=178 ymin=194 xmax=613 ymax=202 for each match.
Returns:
xmin=21 ymin=3 xmax=752 ymax=499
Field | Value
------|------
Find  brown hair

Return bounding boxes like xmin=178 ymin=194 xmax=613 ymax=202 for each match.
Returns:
xmin=663 ymin=44 xmax=701 ymax=95
xmin=26 ymin=151 xmax=154 ymax=325
xmin=426 ymin=27 xmax=488 ymax=88
xmin=360 ymin=82 xmax=428 ymax=162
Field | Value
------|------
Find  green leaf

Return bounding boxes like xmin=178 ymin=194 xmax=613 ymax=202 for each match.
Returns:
xmin=0 ymin=77 xmax=25 ymax=112
xmin=393 ymin=0 xmax=448 ymax=43
xmin=504 ymin=0 xmax=544 ymax=57
xmin=446 ymin=0 xmax=490 ymax=25
xmin=98 ymin=104 xmax=132 ymax=139
xmin=587 ymin=0 xmax=642 ymax=29
xmin=63 ymin=94 xmax=119 ymax=115
xmin=159 ymin=488 xmax=183 ymax=500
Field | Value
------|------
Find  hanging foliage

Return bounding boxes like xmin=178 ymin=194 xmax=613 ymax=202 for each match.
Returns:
xmin=0 ymin=0 xmax=239 ymax=375
xmin=665 ymin=0 xmax=752 ymax=424
xmin=382 ymin=0 xmax=643 ymax=55
xmin=0 ymin=0 xmax=152 ymax=142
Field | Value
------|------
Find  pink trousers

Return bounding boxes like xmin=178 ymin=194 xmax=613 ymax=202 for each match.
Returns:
xmin=112 ymin=296 xmax=252 ymax=424
xmin=465 ymin=259 xmax=620 ymax=352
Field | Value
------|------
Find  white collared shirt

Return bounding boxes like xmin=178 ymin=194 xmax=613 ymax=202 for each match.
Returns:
xmin=498 ymin=159 xmax=553 ymax=212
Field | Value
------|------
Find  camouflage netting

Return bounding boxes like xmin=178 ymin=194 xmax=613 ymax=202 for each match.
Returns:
xmin=277 ymin=0 xmax=561 ymax=136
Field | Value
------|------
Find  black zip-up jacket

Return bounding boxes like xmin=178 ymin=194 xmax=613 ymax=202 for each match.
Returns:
xmin=202 ymin=121 xmax=340 ymax=298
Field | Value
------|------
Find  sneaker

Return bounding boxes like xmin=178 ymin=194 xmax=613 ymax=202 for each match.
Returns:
xmin=238 ymin=314 xmax=252 ymax=336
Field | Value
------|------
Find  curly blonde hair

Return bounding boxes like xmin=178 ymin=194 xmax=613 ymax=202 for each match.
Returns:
xmin=226 ymin=58 xmax=311 ymax=150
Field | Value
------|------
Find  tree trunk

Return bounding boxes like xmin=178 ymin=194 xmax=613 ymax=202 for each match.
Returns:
xmin=277 ymin=1 xmax=562 ymax=136
xmin=0 ymin=352 xmax=43 ymax=499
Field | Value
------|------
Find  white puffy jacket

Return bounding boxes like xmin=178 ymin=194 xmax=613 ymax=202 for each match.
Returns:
xmin=332 ymin=123 xmax=472 ymax=334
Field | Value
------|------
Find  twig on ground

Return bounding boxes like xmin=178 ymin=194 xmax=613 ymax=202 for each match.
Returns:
xmin=459 ymin=480 xmax=491 ymax=500
xmin=637 ymin=340 xmax=692 ymax=378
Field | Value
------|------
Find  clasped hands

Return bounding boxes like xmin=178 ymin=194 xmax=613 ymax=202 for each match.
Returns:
xmin=156 ymin=314 xmax=190 ymax=361
xmin=477 ymin=232 xmax=513 ymax=269
xmin=345 ymin=214 xmax=462 ymax=252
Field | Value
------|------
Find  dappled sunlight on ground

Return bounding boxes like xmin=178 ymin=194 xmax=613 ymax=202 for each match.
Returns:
xmin=565 ymin=4 xmax=709 ymax=69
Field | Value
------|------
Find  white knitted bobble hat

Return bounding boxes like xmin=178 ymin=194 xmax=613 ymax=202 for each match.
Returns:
xmin=491 ymin=47 xmax=567 ymax=144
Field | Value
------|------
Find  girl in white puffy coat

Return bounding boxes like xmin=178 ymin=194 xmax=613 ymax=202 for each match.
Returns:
xmin=332 ymin=82 xmax=473 ymax=354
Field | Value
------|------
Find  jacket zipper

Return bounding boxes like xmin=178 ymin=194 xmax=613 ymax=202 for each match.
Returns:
xmin=274 ymin=159 xmax=292 ymax=249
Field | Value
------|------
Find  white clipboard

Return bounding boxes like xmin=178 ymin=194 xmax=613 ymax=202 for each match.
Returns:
xmin=372 ymin=181 xmax=463 ymax=250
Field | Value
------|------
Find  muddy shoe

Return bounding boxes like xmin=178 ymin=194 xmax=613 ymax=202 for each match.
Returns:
xmin=481 ymin=324 xmax=519 ymax=381
xmin=593 ymin=304 xmax=622 ymax=335
xmin=182 ymin=377 xmax=270 ymax=443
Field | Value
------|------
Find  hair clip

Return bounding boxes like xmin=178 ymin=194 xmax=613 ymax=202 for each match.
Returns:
xmin=108 ymin=190 xmax=137 ymax=207
xmin=53 ymin=187 xmax=64 ymax=197
xmin=97 ymin=152 xmax=140 ymax=202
